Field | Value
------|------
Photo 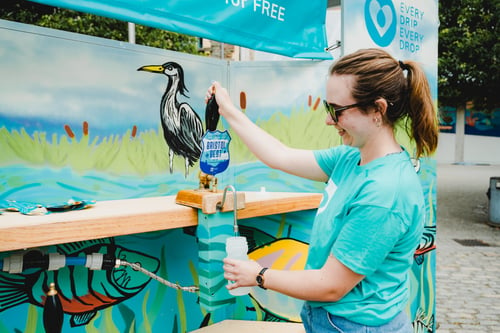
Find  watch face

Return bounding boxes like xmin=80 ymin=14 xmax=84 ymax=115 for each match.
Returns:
xmin=257 ymin=276 xmax=263 ymax=284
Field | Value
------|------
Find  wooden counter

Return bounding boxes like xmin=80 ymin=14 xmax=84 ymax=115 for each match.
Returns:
xmin=0 ymin=192 xmax=321 ymax=252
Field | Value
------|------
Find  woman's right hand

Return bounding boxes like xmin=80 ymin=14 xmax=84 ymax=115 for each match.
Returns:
xmin=204 ymin=81 xmax=326 ymax=182
xmin=205 ymin=81 xmax=235 ymax=118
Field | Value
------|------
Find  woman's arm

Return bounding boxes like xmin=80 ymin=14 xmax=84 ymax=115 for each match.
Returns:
xmin=223 ymin=255 xmax=364 ymax=302
xmin=206 ymin=81 xmax=328 ymax=182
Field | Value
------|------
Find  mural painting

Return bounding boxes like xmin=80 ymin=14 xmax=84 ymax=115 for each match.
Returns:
xmin=465 ymin=108 xmax=500 ymax=136
xmin=438 ymin=106 xmax=456 ymax=133
xmin=0 ymin=19 xmax=436 ymax=332
xmin=0 ymin=239 xmax=160 ymax=328
xmin=438 ymin=105 xmax=500 ymax=136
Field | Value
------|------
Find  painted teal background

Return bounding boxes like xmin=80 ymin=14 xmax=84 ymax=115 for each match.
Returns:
xmin=0 ymin=19 xmax=436 ymax=332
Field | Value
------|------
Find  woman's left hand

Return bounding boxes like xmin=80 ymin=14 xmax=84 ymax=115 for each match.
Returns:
xmin=223 ymin=258 xmax=262 ymax=290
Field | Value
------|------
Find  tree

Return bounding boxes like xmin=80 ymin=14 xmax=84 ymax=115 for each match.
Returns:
xmin=0 ymin=0 xmax=199 ymax=55
xmin=438 ymin=0 xmax=499 ymax=110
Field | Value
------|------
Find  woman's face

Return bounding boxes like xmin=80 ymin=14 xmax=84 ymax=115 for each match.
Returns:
xmin=324 ymin=74 xmax=376 ymax=149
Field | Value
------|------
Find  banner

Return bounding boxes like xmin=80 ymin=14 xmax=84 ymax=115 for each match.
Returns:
xmin=342 ymin=0 xmax=438 ymax=97
xmin=29 ymin=0 xmax=331 ymax=59
xmin=342 ymin=0 xmax=438 ymax=67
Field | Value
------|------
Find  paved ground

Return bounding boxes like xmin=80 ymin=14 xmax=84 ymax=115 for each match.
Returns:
xmin=436 ymin=163 xmax=500 ymax=332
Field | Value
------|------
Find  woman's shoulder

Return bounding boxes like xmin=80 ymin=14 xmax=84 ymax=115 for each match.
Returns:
xmin=314 ymin=145 xmax=360 ymax=172
xmin=363 ymin=156 xmax=421 ymax=193
xmin=317 ymin=145 xmax=358 ymax=156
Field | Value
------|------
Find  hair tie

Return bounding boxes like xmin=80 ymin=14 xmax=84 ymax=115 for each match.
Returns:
xmin=399 ymin=60 xmax=409 ymax=71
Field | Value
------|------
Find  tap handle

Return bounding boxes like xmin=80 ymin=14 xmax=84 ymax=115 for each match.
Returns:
xmin=205 ymin=94 xmax=220 ymax=132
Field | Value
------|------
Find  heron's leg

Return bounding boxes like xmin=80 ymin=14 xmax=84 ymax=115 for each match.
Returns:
xmin=169 ymin=149 xmax=174 ymax=174
xmin=184 ymin=158 xmax=190 ymax=178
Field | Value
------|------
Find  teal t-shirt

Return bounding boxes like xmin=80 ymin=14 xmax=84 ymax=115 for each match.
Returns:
xmin=307 ymin=145 xmax=424 ymax=326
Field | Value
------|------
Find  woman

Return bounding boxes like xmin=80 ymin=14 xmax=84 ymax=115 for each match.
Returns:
xmin=206 ymin=48 xmax=438 ymax=332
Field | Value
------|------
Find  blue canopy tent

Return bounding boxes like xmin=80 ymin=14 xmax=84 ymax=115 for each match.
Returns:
xmin=28 ymin=0 xmax=332 ymax=59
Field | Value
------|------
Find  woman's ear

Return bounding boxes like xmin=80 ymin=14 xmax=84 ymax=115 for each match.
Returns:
xmin=373 ymin=98 xmax=388 ymax=115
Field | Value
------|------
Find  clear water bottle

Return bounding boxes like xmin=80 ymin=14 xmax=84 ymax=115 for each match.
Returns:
xmin=225 ymin=236 xmax=251 ymax=296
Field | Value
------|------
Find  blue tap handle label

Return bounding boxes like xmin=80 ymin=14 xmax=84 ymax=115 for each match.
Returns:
xmin=200 ymin=130 xmax=231 ymax=176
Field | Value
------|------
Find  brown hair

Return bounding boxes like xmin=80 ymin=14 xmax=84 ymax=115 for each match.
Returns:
xmin=329 ymin=48 xmax=438 ymax=159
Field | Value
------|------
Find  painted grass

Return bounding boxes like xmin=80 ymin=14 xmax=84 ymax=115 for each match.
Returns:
xmin=0 ymin=101 xmax=416 ymax=176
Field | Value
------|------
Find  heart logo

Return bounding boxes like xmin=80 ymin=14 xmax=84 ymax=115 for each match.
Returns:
xmin=364 ymin=0 xmax=397 ymax=47
xmin=369 ymin=0 xmax=393 ymax=37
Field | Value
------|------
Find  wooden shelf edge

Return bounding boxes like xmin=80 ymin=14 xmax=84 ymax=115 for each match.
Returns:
xmin=0 ymin=192 xmax=322 ymax=252
xmin=238 ymin=191 xmax=322 ymax=219
xmin=0 ymin=196 xmax=197 ymax=252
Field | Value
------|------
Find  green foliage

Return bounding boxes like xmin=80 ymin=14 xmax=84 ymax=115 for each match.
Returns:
xmin=134 ymin=25 xmax=198 ymax=54
xmin=0 ymin=0 xmax=199 ymax=55
xmin=0 ymin=0 xmax=52 ymax=23
xmin=438 ymin=0 xmax=499 ymax=109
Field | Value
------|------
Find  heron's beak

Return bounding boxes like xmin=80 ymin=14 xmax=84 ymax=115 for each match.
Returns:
xmin=137 ymin=65 xmax=164 ymax=73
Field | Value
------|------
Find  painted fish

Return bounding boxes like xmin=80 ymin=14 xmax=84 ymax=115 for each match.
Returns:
xmin=239 ymin=226 xmax=307 ymax=322
xmin=242 ymin=224 xmax=435 ymax=322
xmin=414 ymin=225 xmax=436 ymax=265
xmin=0 ymin=238 xmax=160 ymax=327
xmin=249 ymin=238 xmax=308 ymax=322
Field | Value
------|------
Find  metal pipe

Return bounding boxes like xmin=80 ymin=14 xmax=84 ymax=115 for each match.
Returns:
xmin=216 ymin=185 xmax=239 ymax=235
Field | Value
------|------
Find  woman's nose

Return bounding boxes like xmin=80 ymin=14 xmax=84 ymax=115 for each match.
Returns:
xmin=325 ymin=113 xmax=336 ymax=125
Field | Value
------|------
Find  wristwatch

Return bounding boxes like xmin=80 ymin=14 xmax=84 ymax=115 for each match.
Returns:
xmin=256 ymin=267 xmax=268 ymax=290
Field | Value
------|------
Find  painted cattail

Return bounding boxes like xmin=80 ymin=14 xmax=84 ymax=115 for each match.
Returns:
xmin=240 ymin=91 xmax=247 ymax=113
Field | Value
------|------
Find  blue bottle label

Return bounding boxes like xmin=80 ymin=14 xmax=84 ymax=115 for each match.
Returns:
xmin=200 ymin=130 xmax=231 ymax=176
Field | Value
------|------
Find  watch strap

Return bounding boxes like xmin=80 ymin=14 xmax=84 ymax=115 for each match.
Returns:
xmin=257 ymin=267 xmax=268 ymax=290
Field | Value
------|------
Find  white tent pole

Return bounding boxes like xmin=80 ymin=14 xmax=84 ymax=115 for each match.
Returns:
xmin=128 ymin=22 xmax=136 ymax=44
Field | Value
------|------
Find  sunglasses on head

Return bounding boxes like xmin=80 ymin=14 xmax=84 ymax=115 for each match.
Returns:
xmin=322 ymin=100 xmax=371 ymax=123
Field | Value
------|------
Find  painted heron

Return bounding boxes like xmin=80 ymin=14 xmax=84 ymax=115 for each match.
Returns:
xmin=138 ymin=62 xmax=203 ymax=177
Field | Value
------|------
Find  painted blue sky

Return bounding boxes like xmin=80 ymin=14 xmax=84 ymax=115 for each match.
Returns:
xmin=0 ymin=20 xmax=329 ymax=137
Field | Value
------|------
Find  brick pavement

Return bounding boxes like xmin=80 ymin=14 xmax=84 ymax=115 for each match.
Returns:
xmin=436 ymin=164 xmax=500 ymax=332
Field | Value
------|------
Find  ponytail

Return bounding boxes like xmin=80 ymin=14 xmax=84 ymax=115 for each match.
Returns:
xmin=401 ymin=60 xmax=439 ymax=159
